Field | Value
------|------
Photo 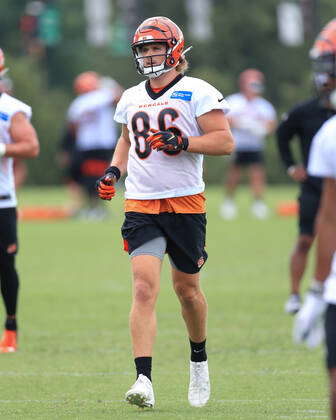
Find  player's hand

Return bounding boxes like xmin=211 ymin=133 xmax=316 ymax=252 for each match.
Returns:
xmin=287 ymin=165 xmax=307 ymax=182
xmin=96 ymin=166 xmax=120 ymax=200
xmin=145 ymin=129 xmax=189 ymax=152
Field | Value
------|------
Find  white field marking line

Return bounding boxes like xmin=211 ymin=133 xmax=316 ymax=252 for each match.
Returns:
xmin=0 ymin=369 xmax=323 ymax=377
xmin=0 ymin=399 xmax=123 ymax=404
xmin=214 ymin=398 xmax=327 ymax=404
xmin=0 ymin=371 xmax=134 ymax=377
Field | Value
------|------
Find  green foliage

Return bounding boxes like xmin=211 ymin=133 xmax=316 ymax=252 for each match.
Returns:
xmin=1 ymin=0 xmax=336 ymax=184
xmin=9 ymin=54 xmax=71 ymax=184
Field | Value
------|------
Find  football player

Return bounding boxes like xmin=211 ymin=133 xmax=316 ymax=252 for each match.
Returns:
xmin=220 ymin=69 xmax=277 ymax=219
xmin=0 ymin=48 xmax=39 ymax=352
xmin=96 ymin=16 xmax=234 ymax=408
xmin=276 ymin=19 xmax=336 ymax=314
xmin=63 ymin=71 xmax=123 ymax=219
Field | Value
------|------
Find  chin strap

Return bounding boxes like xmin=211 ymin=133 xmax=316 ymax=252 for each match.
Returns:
xmin=181 ymin=45 xmax=193 ymax=58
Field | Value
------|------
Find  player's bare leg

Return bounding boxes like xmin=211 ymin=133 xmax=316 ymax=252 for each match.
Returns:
xmin=285 ymin=235 xmax=314 ymax=314
xmin=249 ymin=164 xmax=268 ymax=218
xmin=221 ymin=164 xmax=240 ymax=219
xmin=130 ymin=255 xmax=161 ymax=357
xmin=172 ymin=267 xmax=210 ymax=407
xmin=125 ymin=255 xmax=161 ymax=408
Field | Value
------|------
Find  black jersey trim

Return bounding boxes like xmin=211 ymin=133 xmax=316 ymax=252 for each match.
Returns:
xmin=145 ymin=74 xmax=184 ymax=100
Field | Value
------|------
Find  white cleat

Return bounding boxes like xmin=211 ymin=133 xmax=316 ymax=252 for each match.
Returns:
xmin=220 ymin=200 xmax=237 ymax=220
xmin=284 ymin=294 xmax=301 ymax=314
xmin=251 ymin=200 xmax=269 ymax=219
xmin=188 ymin=361 xmax=210 ymax=407
xmin=293 ymin=290 xmax=327 ymax=348
xmin=125 ymin=374 xmax=155 ymax=408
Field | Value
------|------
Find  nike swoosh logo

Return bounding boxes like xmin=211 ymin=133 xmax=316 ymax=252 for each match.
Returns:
xmin=218 ymin=97 xmax=224 ymax=102
xmin=193 ymin=348 xmax=205 ymax=353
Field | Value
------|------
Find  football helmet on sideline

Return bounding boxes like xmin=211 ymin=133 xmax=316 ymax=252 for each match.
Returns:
xmin=310 ymin=19 xmax=336 ymax=101
xmin=131 ymin=16 xmax=185 ymax=78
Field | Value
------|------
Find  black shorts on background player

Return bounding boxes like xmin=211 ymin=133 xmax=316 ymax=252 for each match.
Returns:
xmin=298 ymin=181 xmax=321 ymax=236
xmin=232 ymin=150 xmax=263 ymax=166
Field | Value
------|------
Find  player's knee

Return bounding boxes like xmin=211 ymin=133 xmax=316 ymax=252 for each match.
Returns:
xmin=296 ymin=238 xmax=313 ymax=254
xmin=174 ymin=283 xmax=199 ymax=304
xmin=133 ymin=280 xmax=157 ymax=304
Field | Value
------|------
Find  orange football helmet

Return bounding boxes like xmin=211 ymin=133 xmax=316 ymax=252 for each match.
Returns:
xmin=310 ymin=19 xmax=336 ymax=77
xmin=131 ymin=16 xmax=185 ymax=78
xmin=73 ymin=71 xmax=100 ymax=94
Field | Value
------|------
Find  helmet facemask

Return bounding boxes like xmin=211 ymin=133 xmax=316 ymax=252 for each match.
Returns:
xmin=132 ymin=42 xmax=172 ymax=78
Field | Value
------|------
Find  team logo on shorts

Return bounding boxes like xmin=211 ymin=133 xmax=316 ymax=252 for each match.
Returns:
xmin=6 ymin=243 xmax=17 ymax=254
xmin=197 ymin=256 xmax=205 ymax=268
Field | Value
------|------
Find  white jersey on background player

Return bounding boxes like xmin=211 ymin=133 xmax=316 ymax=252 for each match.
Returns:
xmin=226 ymin=92 xmax=276 ymax=151
xmin=67 ymin=86 xmax=119 ymax=152
xmin=0 ymin=92 xmax=32 ymax=208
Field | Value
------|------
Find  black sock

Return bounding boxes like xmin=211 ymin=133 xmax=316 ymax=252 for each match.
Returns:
xmin=134 ymin=357 xmax=152 ymax=382
xmin=190 ymin=339 xmax=207 ymax=362
xmin=5 ymin=317 xmax=17 ymax=331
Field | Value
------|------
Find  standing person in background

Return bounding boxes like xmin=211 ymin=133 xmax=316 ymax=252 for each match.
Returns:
xmin=276 ymin=48 xmax=335 ymax=314
xmin=96 ymin=16 xmax=234 ymax=409
xmin=61 ymin=71 xmax=123 ymax=219
xmin=220 ymin=69 xmax=276 ymax=219
xmin=0 ymin=48 xmax=39 ymax=352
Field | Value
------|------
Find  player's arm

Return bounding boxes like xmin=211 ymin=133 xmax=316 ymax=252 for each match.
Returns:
xmin=189 ymin=109 xmax=234 ymax=155
xmin=3 ymin=112 xmax=39 ymax=158
xmin=146 ymin=109 xmax=234 ymax=156
xmin=276 ymin=112 xmax=306 ymax=181
xmin=110 ymin=124 xmax=130 ymax=175
xmin=314 ymin=178 xmax=336 ymax=281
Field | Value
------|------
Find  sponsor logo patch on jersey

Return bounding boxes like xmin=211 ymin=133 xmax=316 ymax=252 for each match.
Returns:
xmin=170 ymin=90 xmax=193 ymax=101
xmin=0 ymin=111 xmax=9 ymax=121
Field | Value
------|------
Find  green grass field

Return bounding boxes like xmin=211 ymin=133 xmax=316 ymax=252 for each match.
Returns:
xmin=0 ymin=185 xmax=329 ymax=419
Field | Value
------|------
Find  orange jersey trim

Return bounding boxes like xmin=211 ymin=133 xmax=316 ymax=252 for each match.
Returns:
xmin=125 ymin=193 xmax=206 ymax=214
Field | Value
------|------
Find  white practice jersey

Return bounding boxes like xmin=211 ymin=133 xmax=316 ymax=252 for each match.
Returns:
xmin=308 ymin=115 xmax=336 ymax=304
xmin=226 ymin=93 xmax=276 ymax=151
xmin=67 ymin=86 xmax=119 ymax=152
xmin=114 ymin=75 xmax=229 ymax=199
xmin=0 ymin=93 xmax=32 ymax=209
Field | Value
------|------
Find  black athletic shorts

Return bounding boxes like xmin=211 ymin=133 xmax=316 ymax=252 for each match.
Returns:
xmin=121 ymin=212 xmax=208 ymax=274
xmin=69 ymin=148 xmax=114 ymax=194
xmin=232 ymin=150 xmax=264 ymax=166
xmin=325 ymin=304 xmax=336 ymax=369
xmin=0 ymin=207 xmax=18 ymax=255
xmin=298 ymin=183 xmax=321 ymax=236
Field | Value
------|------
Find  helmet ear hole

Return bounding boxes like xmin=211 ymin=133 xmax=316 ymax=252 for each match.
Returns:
xmin=170 ymin=58 xmax=175 ymax=65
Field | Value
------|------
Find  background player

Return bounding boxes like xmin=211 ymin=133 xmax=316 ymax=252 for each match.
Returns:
xmin=96 ymin=16 xmax=234 ymax=409
xmin=220 ymin=69 xmax=276 ymax=219
xmin=276 ymin=33 xmax=336 ymax=314
xmin=0 ymin=47 xmax=39 ymax=352
xmin=60 ymin=71 xmax=123 ymax=219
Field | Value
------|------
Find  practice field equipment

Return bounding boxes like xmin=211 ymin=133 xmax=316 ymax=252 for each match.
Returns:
xmin=276 ymin=201 xmax=298 ymax=217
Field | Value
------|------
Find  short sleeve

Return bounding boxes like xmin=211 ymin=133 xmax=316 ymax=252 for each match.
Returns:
xmin=193 ymin=81 xmax=230 ymax=118
xmin=262 ymin=100 xmax=276 ymax=120
xmin=5 ymin=95 xmax=32 ymax=123
xmin=114 ymin=91 xmax=128 ymax=124
xmin=308 ymin=129 xmax=336 ymax=178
